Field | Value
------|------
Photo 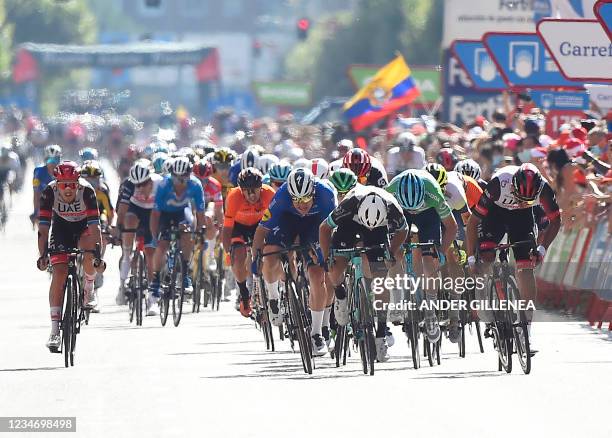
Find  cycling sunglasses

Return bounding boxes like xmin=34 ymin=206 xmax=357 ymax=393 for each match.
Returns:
xmin=57 ymin=182 xmax=78 ymax=190
xmin=291 ymin=194 xmax=314 ymax=204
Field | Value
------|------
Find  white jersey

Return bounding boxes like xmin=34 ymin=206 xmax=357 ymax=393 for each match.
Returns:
xmin=120 ymin=173 xmax=163 ymax=209
xmin=387 ymin=146 xmax=426 ymax=176
xmin=489 ymin=165 xmax=525 ymax=210
xmin=445 ymin=171 xmax=469 ymax=212
xmin=371 ymin=156 xmax=388 ymax=181
xmin=0 ymin=151 xmax=21 ymax=173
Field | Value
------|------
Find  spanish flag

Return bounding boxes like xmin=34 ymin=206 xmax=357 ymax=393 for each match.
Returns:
xmin=343 ymin=54 xmax=420 ymax=131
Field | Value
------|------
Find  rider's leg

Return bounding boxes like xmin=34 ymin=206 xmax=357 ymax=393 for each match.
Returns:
xmin=120 ymin=213 xmax=138 ymax=285
xmin=231 ymin=244 xmax=249 ymax=299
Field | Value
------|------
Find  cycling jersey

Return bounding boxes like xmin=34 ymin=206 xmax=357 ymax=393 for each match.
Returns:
xmin=228 ymin=161 xmax=241 ymax=187
xmin=326 ymin=184 xmax=406 ymax=233
xmin=386 ymin=145 xmax=426 ymax=176
xmin=119 ymin=173 xmax=163 ymax=210
xmin=462 ymin=174 xmax=484 ymax=209
xmin=202 ymin=176 xmax=223 ymax=206
xmin=90 ymin=180 xmax=114 ymax=220
xmin=473 ymin=165 xmax=560 ymax=220
xmin=358 ymin=157 xmax=388 ymax=188
xmin=223 ymin=184 xmax=275 ymax=228
xmin=386 ymin=169 xmax=452 ymax=219
xmin=445 ymin=171 xmax=469 ymax=213
xmin=154 ymin=175 xmax=206 ymax=213
xmin=212 ymin=169 xmax=234 ymax=198
xmin=38 ymin=179 xmax=100 ymax=226
xmin=260 ymin=180 xmax=336 ymax=231
xmin=33 ymin=165 xmax=54 ymax=193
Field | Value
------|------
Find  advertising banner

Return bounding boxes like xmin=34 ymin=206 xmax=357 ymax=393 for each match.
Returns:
xmin=451 ymin=40 xmax=507 ymax=90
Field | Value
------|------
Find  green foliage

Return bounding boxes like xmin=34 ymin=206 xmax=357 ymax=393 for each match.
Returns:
xmin=285 ymin=0 xmax=444 ymax=101
xmin=0 ymin=0 xmax=14 ymax=78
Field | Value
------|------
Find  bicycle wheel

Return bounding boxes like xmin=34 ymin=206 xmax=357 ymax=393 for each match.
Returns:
xmin=62 ymin=276 xmax=73 ymax=368
xmin=128 ymin=273 xmax=136 ymax=323
xmin=406 ymin=307 xmax=421 ymax=369
xmin=489 ymin=278 xmax=512 ymax=373
xmin=192 ymin=251 xmax=202 ymax=314
xmin=507 ymin=275 xmax=531 ymax=374
xmin=172 ymin=254 xmax=185 ymax=327
xmin=159 ymin=268 xmax=170 ymax=327
xmin=287 ymin=277 xmax=312 ymax=374
xmin=357 ymin=278 xmax=375 ymax=376
xmin=257 ymin=277 xmax=275 ymax=351
xmin=69 ymin=275 xmax=79 ymax=367
xmin=475 ymin=320 xmax=484 ymax=353
xmin=459 ymin=320 xmax=466 ymax=358
xmin=136 ymin=252 xmax=145 ymax=326
xmin=334 ymin=325 xmax=345 ymax=368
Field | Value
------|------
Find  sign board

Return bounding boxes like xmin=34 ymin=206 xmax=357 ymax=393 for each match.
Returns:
xmin=450 ymin=40 xmax=507 ymax=90
xmin=529 ymin=89 xmax=589 ymax=110
xmin=442 ymin=49 xmax=503 ymax=125
xmin=594 ymin=0 xmax=612 ymax=40
xmin=483 ymin=32 xmax=583 ymax=88
xmin=534 ymin=0 xmax=598 ymax=21
xmin=586 ymin=83 xmax=612 ymax=109
xmin=347 ymin=65 xmax=441 ymax=103
xmin=252 ymin=81 xmax=312 ymax=107
xmin=442 ymin=0 xmax=536 ymax=48
xmin=545 ymin=109 xmax=586 ymax=135
xmin=537 ymin=19 xmax=612 ymax=82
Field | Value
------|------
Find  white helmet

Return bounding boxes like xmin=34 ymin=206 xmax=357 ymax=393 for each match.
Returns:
xmin=310 ymin=158 xmax=330 ymax=179
xmin=293 ymin=157 xmax=311 ymax=169
xmin=396 ymin=131 xmax=417 ymax=149
xmin=163 ymin=157 xmax=175 ymax=175
xmin=287 ymin=168 xmax=315 ymax=198
xmin=44 ymin=144 xmax=62 ymax=159
xmin=241 ymin=147 xmax=260 ymax=170
xmin=358 ymin=193 xmax=387 ymax=229
xmin=171 ymin=156 xmax=191 ymax=176
xmin=454 ymin=159 xmax=482 ymax=181
xmin=129 ymin=159 xmax=152 ymax=184
xmin=329 ymin=159 xmax=343 ymax=173
xmin=258 ymin=154 xmax=279 ymax=175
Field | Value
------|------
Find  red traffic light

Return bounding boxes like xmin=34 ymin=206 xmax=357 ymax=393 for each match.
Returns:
xmin=298 ymin=18 xmax=310 ymax=31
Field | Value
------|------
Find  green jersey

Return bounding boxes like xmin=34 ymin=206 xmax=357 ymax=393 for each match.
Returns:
xmin=386 ymin=169 xmax=452 ymax=219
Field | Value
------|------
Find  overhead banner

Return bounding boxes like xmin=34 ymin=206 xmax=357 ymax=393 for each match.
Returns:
xmin=586 ymin=84 xmax=612 ymax=109
xmin=483 ymin=32 xmax=584 ymax=88
xmin=594 ymin=0 xmax=612 ymax=40
xmin=252 ymin=81 xmax=312 ymax=107
xmin=529 ymin=90 xmax=589 ymax=110
xmin=347 ymin=65 xmax=441 ymax=103
xmin=451 ymin=40 xmax=507 ymax=90
xmin=442 ymin=0 xmax=536 ymax=48
xmin=537 ymin=19 xmax=612 ymax=82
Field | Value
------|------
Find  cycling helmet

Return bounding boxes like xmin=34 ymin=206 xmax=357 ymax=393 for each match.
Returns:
xmin=258 ymin=154 xmax=279 ymax=175
xmin=454 ymin=159 xmax=481 ymax=181
xmin=329 ymin=168 xmax=357 ymax=193
xmin=293 ymin=158 xmax=311 ymax=169
xmin=396 ymin=171 xmax=425 ymax=210
xmin=395 ymin=132 xmax=417 ymax=149
xmin=44 ymin=144 xmax=62 ymax=164
xmin=178 ymin=146 xmax=196 ymax=164
xmin=141 ymin=143 xmax=157 ymax=159
xmin=310 ymin=158 xmax=330 ymax=179
xmin=213 ymin=147 xmax=236 ymax=165
xmin=343 ymin=148 xmax=371 ymax=178
xmin=512 ymin=163 xmax=543 ymax=202
xmin=79 ymin=147 xmax=98 ymax=162
xmin=171 ymin=156 xmax=192 ymax=176
xmin=436 ymin=147 xmax=458 ymax=171
xmin=287 ymin=168 xmax=315 ymax=198
xmin=241 ymin=148 xmax=260 ymax=170
xmin=238 ymin=167 xmax=263 ymax=189
xmin=426 ymin=163 xmax=448 ymax=189
xmin=358 ymin=193 xmax=387 ymax=229
xmin=337 ymin=139 xmax=354 ymax=155
xmin=81 ymin=160 xmax=103 ymax=178
xmin=268 ymin=162 xmax=292 ymax=182
xmin=151 ymin=152 xmax=168 ymax=174
xmin=129 ymin=159 xmax=152 ymax=184
xmin=53 ymin=161 xmax=80 ymax=181
xmin=163 ymin=157 xmax=175 ymax=175
xmin=193 ymin=160 xmax=213 ymax=180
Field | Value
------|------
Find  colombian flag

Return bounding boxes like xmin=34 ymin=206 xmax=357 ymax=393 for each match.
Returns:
xmin=343 ymin=54 xmax=420 ymax=131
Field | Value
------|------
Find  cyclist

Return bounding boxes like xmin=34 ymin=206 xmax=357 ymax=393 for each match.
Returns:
xmin=211 ymin=147 xmax=237 ymax=198
xmin=343 ymin=148 xmax=388 ymax=188
xmin=454 ymin=158 xmax=486 ymax=190
xmin=310 ymin=158 xmax=330 ymax=180
xmin=149 ymin=157 xmax=206 ymax=303
xmin=32 ymin=145 xmax=62 ymax=225
xmin=387 ymin=132 xmax=426 ymax=176
xmin=229 ymin=146 xmax=260 ymax=186
xmin=116 ymin=159 xmax=163 ymax=311
xmin=78 ymin=147 xmax=98 ymax=163
xmin=257 ymin=153 xmax=279 ymax=177
xmin=0 ymin=145 xmax=21 ymax=201
xmin=252 ymin=168 xmax=337 ymax=356
xmin=320 ymin=185 xmax=408 ymax=362
xmin=223 ymin=168 xmax=275 ymax=317
xmin=151 ymin=152 xmax=169 ymax=175
xmin=267 ymin=162 xmax=292 ymax=191
xmin=36 ymin=161 xmax=103 ymax=352
xmin=386 ymin=170 xmax=458 ymax=343
xmin=466 ymin=163 xmax=561 ymax=331
xmin=329 ymin=139 xmax=354 ymax=172
xmin=193 ymin=159 xmax=224 ymax=270
xmin=328 ymin=168 xmax=358 ymax=202
xmin=436 ymin=147 xmax=459 ymax=172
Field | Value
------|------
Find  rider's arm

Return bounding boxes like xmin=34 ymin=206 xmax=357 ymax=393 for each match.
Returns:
xmin=251 ymin=225 xmax=269 ymax=259
xmin=466 ymin=178 xmax=497 ymax=258
xmin=440 ymin=214 xmax=458 ymax=254
xmin=37 ymin=224 xmax=49 ymax=258
xmin=84 ymin=186 xmax=102 ymax=247
xmin=150 ymin=209 xmax=160 ymax=239
xmin=537 ymin=182 xmax=562 ymax=249
xmin=319 ymin=221 xmax=334 ymax=262
xmin=465 ymin=214 xmax=481 ymax=259
xmin=116 ymin=202 xmax=128 ymax=229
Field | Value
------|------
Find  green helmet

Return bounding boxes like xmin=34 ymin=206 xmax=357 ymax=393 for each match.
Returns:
xmin=329 ymin=168 xmax=357 ymax=194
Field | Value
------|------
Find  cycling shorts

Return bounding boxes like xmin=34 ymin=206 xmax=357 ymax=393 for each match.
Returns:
xmin=404 ymin=207 xmax=441 ymax=256
xmin=127 ymin=203 xmax=154 ymax=247
xmin=231 ymin=222 xmax=258 ymax=246
xmin=331 ymin=219 xmax=389 ymax=264
xmin=158 ymin=210 xmax=190 ymax=241
xmin=49 ymin=216 xmax=89 ymax=265
xmin=264 ymin=212 xmax=324 ymax=267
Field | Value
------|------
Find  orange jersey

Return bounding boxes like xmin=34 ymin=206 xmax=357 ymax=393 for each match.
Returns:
xmin=223 ymin=184 xmax=275 ymax=228
xmin=463 ymin=175 xmax=484 ymax=210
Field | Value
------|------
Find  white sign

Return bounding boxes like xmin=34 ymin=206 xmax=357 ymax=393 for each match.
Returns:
xmin=537 ymin=19 xmax=612 ymax=81
xmin=442 ymin=0 xmax=536 ymax=48
xmin=586 ymin=84 xmax=612 ymax=109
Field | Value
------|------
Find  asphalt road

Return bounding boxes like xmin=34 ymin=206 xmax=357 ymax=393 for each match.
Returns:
xmin=1 ymin=163 xmax=611 ymax=438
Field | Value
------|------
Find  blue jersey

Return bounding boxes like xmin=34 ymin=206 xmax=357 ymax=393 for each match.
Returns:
xmin=260 ymin=180 xmax=336 ymax=231
xmin=154 ymin=175 xmax=206 ymax=213
xmin=33 ymin=165 xmax=54 ymax=193
xmin=229 ymin=161 xmax=241 ymax=187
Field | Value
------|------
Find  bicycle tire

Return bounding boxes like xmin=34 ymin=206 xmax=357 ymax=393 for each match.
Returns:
xmin=257 ymin=277 xmax=275 ymax=352
xmin=357 ymin=278 xmax=375 ymax=376
xmin=62 ymin=275 xmax=73 ymax=368
xmin=407 ymin=308 xmax=421 ymax=369
xmin=425 ymin=339 xmax=434 ymax=367
xmin=506 ymin=275 xmax=531 ymax=374
xmin=70 ymin=275 xmax=79 ymax=367
xmin=335 ymin=325 xmax=345 ymax=368
xmin=475 ymin=321 xmax=484 ymax=353
xmin=192 ymin=251 xmax=202 ymax=313
xmin=136 ymin=252 xmax=145 ymax=325
xmin=128 ymin=273 xmax=136 ymax=323
xmin=459 ymin=320 xmax=466 ymax=358
xmin=159 ymin=269 xmax=170 ymax=327
xmin=489 ymin=278 xmax=512 ymax=373
xmin=172 ymin=253 xmax=185 ymax=327
xmin=287 ymin=278 xmax=312 ymax=374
